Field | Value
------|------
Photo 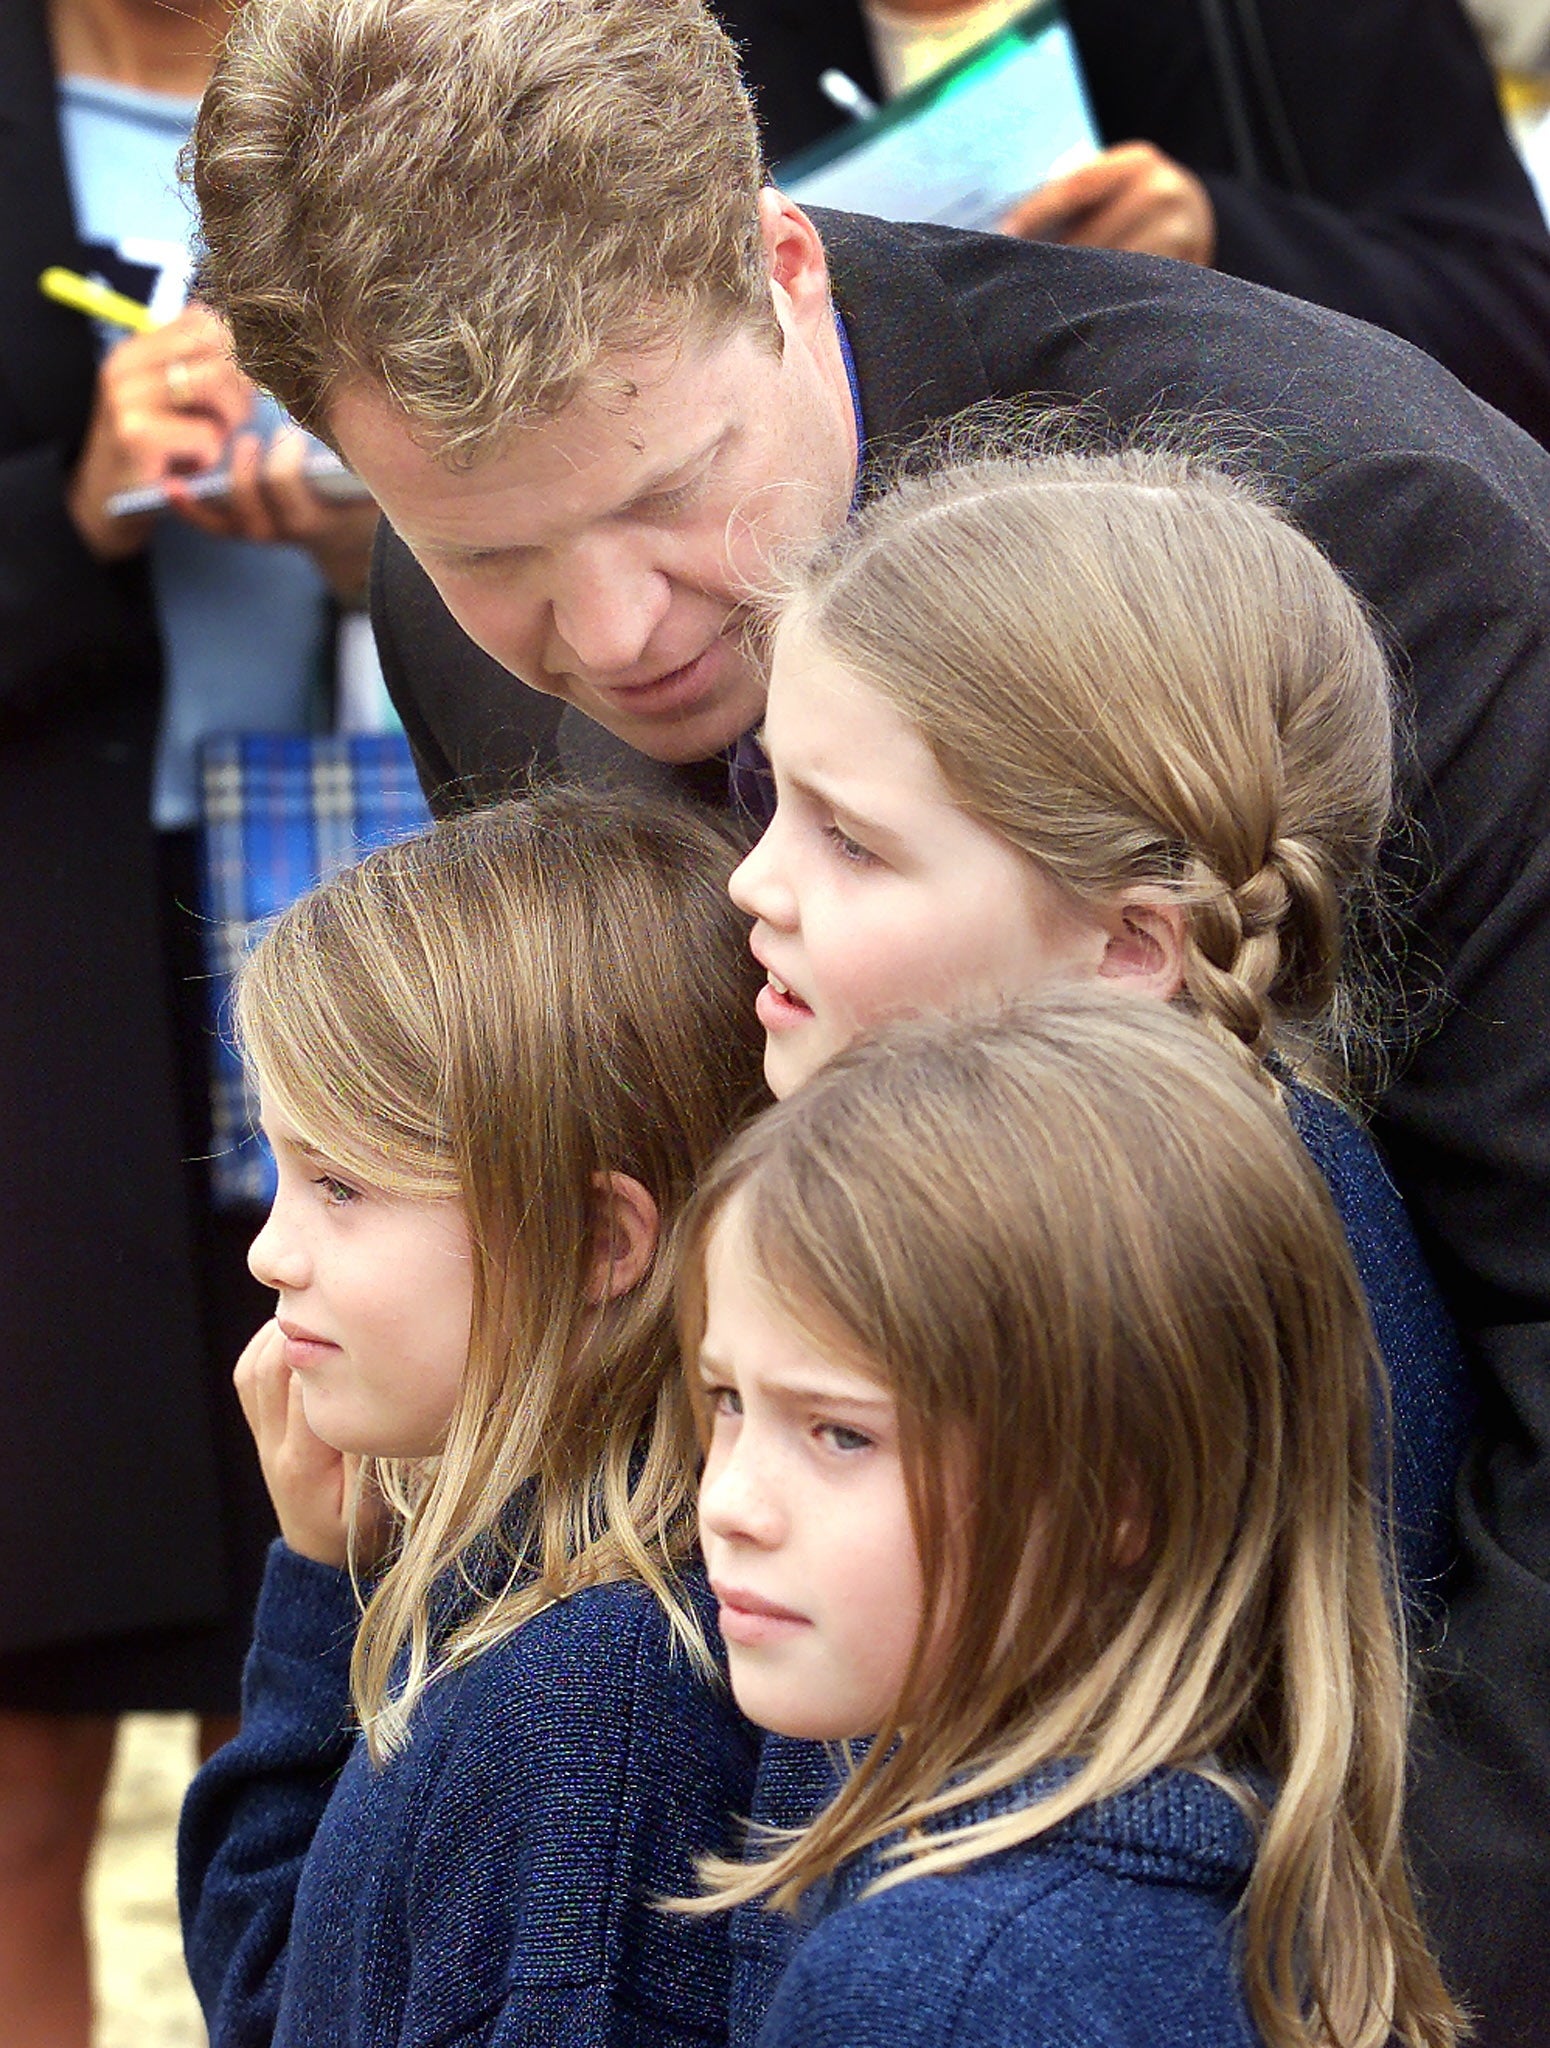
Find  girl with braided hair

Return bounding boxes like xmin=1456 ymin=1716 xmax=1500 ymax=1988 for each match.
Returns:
xmin=729 ymin=441 xmax=1469 ymax=1612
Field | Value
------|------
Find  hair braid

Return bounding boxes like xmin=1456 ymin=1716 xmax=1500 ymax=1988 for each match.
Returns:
xmin=1182 ymin=836 xmax=1348 ymax=1072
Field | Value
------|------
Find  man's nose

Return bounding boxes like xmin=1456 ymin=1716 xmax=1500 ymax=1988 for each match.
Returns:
xmin=547 ymin=537 xmax=674 ymax=678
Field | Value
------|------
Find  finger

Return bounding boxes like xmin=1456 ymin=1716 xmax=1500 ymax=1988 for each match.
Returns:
xmin=210 ymin=430 xmax=282 ymax=543
xmin=1000 ymin=157 xmax=1129 ymax=241
xmin=93 ymin=411 xmax=233 ymax=511
xmin=165 ymin=466 xmax=243 ymax=539
xmin=153 ymin=306 xmax=258 ymax=423
xmin=1000 ymin=177 xmax=1091 ymax=242
xmin=279 ymin=1372 xmax=347 ymax=1489
xmin=1058 ymin=191 xmax=1156 ymax=249
xmin=233 ymin=1319 xmax=287 ymax=1433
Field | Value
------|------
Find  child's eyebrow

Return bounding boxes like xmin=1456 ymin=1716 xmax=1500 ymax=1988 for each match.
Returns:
xmin=767 ymin=1382 xmax=894 ymax=1414
xmin=781 ymin=764 xmax=900 ymax=843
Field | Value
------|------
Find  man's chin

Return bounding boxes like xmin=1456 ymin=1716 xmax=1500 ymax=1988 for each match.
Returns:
xmin=581 ymin=686 xmax=764 ymax=766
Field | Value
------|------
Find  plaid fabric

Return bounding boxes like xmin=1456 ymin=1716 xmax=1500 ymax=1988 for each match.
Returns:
xmin=198 ymin=734 xmax=432 ymax=1209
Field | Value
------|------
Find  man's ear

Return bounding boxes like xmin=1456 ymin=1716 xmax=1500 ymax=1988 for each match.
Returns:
xmin=585 ymin=1173 xmax=661 ymax=1305
xmin=1095 ymin=896 xmax=1187 ymax=1003
xmin=758 ymin=189 xmax=832 ymax=334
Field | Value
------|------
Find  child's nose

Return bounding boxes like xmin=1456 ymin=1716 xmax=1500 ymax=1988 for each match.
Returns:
xmin=699 ymin=1440 xmax=785 ymax=1550
xmin=729 ymin=814 xmax=796 ymax=930
xmin=247 ymin=1207 xmax=308 ymax=1293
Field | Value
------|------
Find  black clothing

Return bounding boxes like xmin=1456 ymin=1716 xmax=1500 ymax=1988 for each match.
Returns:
xmin=0 ymin=1 xmax=274 ymax=1704
xmin=373 ymin=215 xmax=1550 ymax=2043
xmin=717 ymin=0 xmax=1550 ymax=444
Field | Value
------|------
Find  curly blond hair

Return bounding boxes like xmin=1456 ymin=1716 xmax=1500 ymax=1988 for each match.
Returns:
xmin=189 ymin=0 xmax=771 ymax=454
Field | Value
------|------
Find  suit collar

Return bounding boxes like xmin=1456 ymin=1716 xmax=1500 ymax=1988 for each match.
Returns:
xmin=811 ymin=209 xmax=993 ymax=466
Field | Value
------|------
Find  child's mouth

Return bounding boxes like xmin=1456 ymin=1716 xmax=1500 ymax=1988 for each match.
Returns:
xmin=756 ymin=973 xmax=814 ymax=1031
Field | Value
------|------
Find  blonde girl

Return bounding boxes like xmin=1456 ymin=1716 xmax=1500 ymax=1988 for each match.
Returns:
xmin=682 ymin=993 xmax=1461 ymax=2048
xmin=729 ymin=444 xmax=1470 ymax=1607
xmin=178 ymin=785 xmax=767 ymax=2048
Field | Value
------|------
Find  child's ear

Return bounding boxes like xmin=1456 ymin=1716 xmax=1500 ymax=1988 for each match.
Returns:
xmin=585 ymin=1173 xmax=661 ymax=1305
xmin=1095 ymin=895 xmax=1186 ymax=1003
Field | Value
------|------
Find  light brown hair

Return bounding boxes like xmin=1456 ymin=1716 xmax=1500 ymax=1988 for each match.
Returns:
xmin=189 ymin=0 xmax=770 ymax=454
xmin=237 ymin=785 xmax=766 ymax=1758
xmin=783 ymin=444 xmax=1395 ymax=1085
xmin=678 ymin=993 xmax=1459 ymax=2048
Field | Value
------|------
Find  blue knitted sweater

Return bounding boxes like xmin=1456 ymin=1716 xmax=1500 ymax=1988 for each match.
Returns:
xmin=1279 ymin=1079 xmax=1472 ymax=1599
xmin=745 ymin=1761 xmax=1261 ymax=2048
xmin=178 ymin=1543 xmax=760 ymax=2048
xmin=752 ymin=1770 xmax=1261 ymax=2048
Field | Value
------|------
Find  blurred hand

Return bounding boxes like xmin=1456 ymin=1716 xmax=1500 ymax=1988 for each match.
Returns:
xmin=66 ymin=303 xmax=255 ymax=562
xmin=67 ymin=309 xmax=379 ymax=601
xmin=234 ymin=1321 xmax=389 ymax=1570
xmin=173 ymin=423 xmax=380 ymax=606
xmin=1000 ymin=142 xmax=1216 ymax=266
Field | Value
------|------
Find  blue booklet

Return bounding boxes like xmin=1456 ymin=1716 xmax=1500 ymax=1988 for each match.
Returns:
xmin=776 ymin=1 xmax=1098 ymax=233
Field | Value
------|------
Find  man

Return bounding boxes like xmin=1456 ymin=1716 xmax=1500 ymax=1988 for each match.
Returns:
xmin=192 ymin=4 xmax=1550 ymax=2040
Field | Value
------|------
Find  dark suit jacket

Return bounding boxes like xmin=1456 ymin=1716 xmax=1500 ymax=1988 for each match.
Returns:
xmin=715 ymin=0 xmax=1550 ymax=445
xmin=0 ymin=1 xmax=227 ymax=1653
xmin=374 ymin=213 xmax=1550 ymax=2036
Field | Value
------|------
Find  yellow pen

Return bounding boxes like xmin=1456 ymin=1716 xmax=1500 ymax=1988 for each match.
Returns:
xmin=39 ymin=266 xmax=159 ymax=334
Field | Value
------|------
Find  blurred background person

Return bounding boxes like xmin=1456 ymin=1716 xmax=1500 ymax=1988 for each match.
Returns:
xmin=721 ymin=0 xmax=1550 ymax=442
xmin=0 ymin=3 xmax=377 ymax=2043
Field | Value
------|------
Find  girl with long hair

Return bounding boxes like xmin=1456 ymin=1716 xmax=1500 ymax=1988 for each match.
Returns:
xmin=178 ymin=785 xmax=768 ymax=2047
xmin=681 ymin=995 xmax=1461 ymax=2048
xmin=729 ymin=443 xmax=1468 ymax=1607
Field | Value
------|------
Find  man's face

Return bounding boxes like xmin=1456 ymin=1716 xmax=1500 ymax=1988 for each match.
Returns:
xmin=330 ymin=219 xmax=858 ymax=763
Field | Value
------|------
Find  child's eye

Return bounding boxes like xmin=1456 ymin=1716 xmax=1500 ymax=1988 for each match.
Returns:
xmin=822 ymin=822 xmax=875 ymax=867
xmin=818 ymin=1421 xmax=874 ymax=1454
xmin=704 ymin=1383 xmax=743 ymax=1419
xmin=311 ymin=1174 xmax=359 ymax=1207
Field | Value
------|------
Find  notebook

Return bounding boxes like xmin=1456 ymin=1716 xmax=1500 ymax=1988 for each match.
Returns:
xmin=776 ymin=1 xmax=1098 ymax=233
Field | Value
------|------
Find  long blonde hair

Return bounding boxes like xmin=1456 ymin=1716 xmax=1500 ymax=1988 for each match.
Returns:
xmin=783 ymin=444 xmax=1395 ymax=1086
xmin=237 ymin=786 xmax=766 ymax=1760
xmin=678 ymin=993 xmax=1460 ymax=2048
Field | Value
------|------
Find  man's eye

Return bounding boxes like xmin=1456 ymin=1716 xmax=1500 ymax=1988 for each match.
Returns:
xmin=635 ymin=479 xmax=701 ymax=520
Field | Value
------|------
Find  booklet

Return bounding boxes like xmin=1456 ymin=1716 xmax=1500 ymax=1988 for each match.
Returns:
xmin=776 ymin=1 xmax=1098 ymax=233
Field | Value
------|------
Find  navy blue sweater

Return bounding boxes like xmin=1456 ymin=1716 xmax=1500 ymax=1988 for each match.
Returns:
xmin=1280 ymin=1080 xmax=1471 ymax=1599
xmin=753 ymin=1770 xmax=1260 ymax=2048
xmin=179 ymin=1544 xmax=760 ymax=2047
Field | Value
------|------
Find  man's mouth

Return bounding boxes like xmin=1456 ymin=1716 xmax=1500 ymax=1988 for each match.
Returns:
xmin=588 ymin=640 xmax=725 ymax=714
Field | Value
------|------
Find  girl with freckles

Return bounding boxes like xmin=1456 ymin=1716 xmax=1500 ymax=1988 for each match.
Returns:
xmin=676 ymin=996 xmax=1461 ymax=2048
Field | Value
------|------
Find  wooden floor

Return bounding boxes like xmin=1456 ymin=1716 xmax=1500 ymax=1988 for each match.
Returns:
xmin=86 ymin=1715 xmax=206 ymax=2048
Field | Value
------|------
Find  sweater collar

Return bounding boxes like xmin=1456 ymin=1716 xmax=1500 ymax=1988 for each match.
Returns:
xmin=822 ymin=1764 xmax=1258 ymax=1915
